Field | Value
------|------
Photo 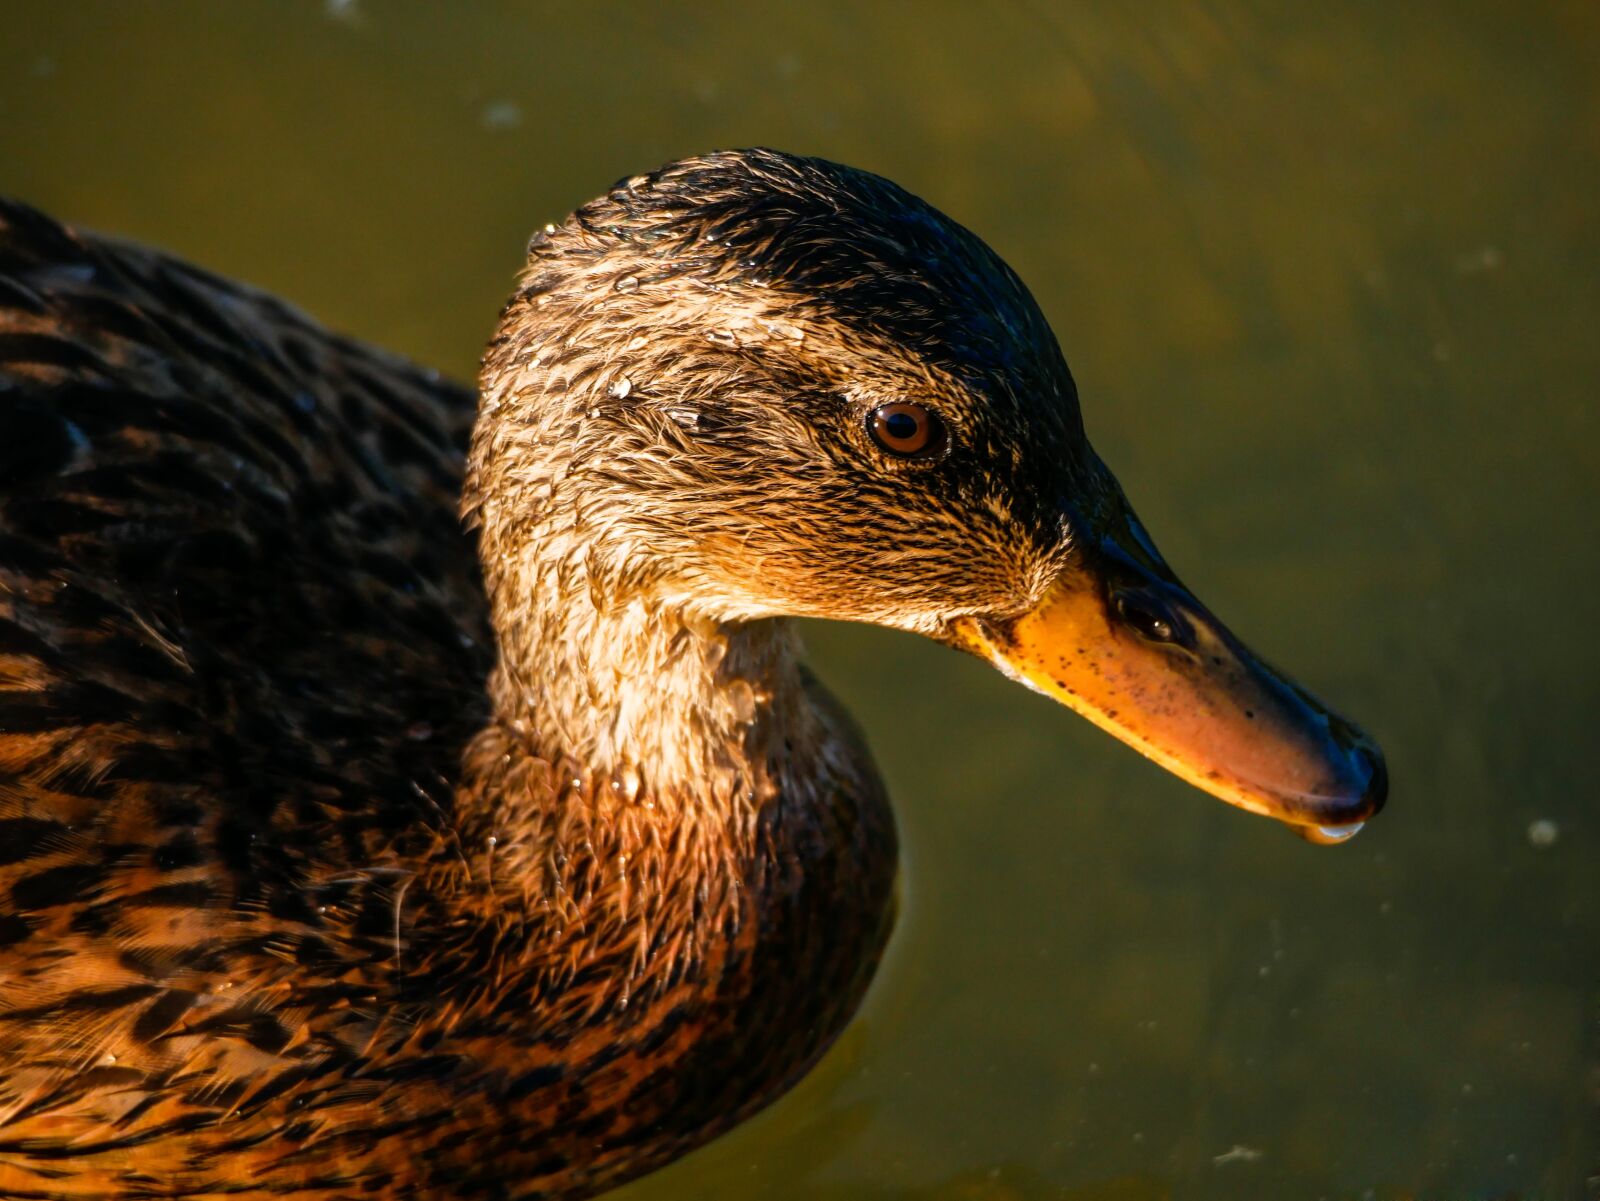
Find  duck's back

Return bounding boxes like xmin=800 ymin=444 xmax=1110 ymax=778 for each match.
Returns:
xmin=0 ymin=198 xmax=494 ymax=1188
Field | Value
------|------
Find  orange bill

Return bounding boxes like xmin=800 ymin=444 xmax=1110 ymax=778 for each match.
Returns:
xmin=951 ymin=517 xmax=1386 ymax=843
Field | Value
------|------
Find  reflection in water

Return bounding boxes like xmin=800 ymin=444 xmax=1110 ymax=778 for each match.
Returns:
xmin=2 ymin=1 xmax=1596 ymax=1198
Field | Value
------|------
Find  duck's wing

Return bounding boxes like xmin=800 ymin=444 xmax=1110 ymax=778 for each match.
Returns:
xmin=0 ymin=198 xmax=493 ymax=1177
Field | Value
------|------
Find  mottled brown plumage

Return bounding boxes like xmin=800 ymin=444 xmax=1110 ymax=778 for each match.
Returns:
xmin=0 ymin=148 xmax=1384 ymax=1200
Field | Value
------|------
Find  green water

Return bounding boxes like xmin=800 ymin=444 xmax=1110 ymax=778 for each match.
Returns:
xmin=4 ymin=3 xmax=1596 ymax=1198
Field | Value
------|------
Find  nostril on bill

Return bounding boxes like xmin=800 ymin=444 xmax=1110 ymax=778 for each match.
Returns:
xmin=1113 ymin=591 xmax=1177 ymax=644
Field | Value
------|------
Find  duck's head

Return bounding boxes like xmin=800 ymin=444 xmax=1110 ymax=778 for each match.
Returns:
xmin=471 ymin=148 xmax=1385 ymax=840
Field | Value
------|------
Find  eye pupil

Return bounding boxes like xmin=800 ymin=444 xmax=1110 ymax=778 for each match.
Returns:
xmin=868 ymin=402 xmax=944 ymax=457
xmin=884 ymin=411 xmax=919 ymax=441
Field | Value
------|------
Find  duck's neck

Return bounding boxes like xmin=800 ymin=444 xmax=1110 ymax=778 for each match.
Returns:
xmin=453 ymin=521 xmax=832 ymax=911
xmin=489 ymin=571 xmax=811 ymax=799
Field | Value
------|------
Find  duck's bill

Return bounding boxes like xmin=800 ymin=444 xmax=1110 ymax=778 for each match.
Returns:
xmin=949 ymin=531 xmax=1386 ymax=843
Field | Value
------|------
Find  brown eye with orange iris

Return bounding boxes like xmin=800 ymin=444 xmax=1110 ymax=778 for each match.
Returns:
xmin=867 ymin=402 xmax=945 ymax=458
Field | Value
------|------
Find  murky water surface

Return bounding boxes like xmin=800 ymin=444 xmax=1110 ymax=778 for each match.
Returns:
xmin=4 ymin=3 xmax=1596 ymax=1197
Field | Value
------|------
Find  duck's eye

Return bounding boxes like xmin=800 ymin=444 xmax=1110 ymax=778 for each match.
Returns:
xmin=1114 ymin=591 xmax=1179 ymax=644
xmin=867 ymin=402 xmax=945 ymax=458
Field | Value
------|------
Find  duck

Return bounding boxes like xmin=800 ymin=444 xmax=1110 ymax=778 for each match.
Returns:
xmin=0 ymin=148 xmax=1385 ymax=1200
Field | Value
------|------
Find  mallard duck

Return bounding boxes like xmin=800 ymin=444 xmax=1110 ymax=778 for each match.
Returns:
xmin=0 ymin=149 xmax=1384 ymax=1199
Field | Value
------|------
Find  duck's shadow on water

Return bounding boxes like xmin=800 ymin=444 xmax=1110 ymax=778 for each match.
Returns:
xmin=776 ymin=1163 xmax=1168 ymax=1201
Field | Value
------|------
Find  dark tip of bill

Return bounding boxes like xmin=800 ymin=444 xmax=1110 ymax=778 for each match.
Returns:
xmin=1355 ymin=743 xmax=1388 ymax=818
